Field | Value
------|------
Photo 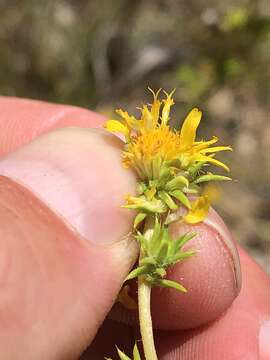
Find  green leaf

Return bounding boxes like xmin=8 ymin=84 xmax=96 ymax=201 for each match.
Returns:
xmin=133 ymin=212 xmax=147 ymax=228
xmin=166 ymin=237 xmax=175 ymax=256
xmin=157 ymin=279 xmax=187 ymax=292
xmin=133 ymin=343 xmax=141 ymax=360
xmin=155 ymin=267 xmax=166 ymax=277
xmin=170 ymin=190 xmax=191 ymax=209
xmin=158 ymin=191 xmax=178 ymax=210
xmin=157 ymin=240 xmax=169 ymax=263
xmin=173 ymin=232 xmax=196 ymax=252
xmin=165 ymin=175 xmax=189 ymax=191
xmin=106 ymin=343 xmax=142 ymax=360
xmin=194 ymin=174 xmax=231 ymax=184
xmin=125 ymin=266 xmax=148 ymax=281
xmin=140 ymin=256 xmax=157 ymax=266
xmin=136 ymin=182 xmax=147 ymax=195
xmin=188 ymin=161 xmax=206 ymax=177
xmin=148 ymin=218 xmax=162 ymax=253
xmin=135 ymin=232 xmax=147 ymax=250
xmin=182 ymin=186 xmax=199 ymax=194
xmin=158 ymin=165 xmax=172 ymax=186
xmin=117 ymin=347 xmax=132 ymax=360
xmin=171 ymin=250 xmax=196 ymax=263
xmin=123 ymin=198 xmax=166 ymax=213
xmin=162 ymin=225 xmax=170 ymax=242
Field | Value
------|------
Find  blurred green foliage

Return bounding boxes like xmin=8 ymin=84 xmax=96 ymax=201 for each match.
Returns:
xmin=0 ymin=0 xmax=270 ymax=271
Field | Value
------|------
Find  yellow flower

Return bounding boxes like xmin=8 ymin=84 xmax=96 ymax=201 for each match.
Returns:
xmin=184 ymin=195 xmax=210 ymax=224
xmin=179 ymin=107 xmax=202 ymax=149
xmin=104 ymin=88 xmax=232 ymax=224
xmin=105 ymin=119 xmax=130 ymax=139
xmin=105 ymin=89 xmax=231 ymax=180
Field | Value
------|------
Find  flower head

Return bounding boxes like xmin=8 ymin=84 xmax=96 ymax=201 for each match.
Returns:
xmin=105 ymin=88 xmax=231 ymax=224
xmin=105 ymin=89 xmax=231 ymax=179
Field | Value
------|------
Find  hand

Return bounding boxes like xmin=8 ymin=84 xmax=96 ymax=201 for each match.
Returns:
xmin=0 ymin=97 xmax=269 ymax=360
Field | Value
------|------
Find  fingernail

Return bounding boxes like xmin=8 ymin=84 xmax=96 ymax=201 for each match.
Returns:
xmin=0 ymin=127 xmax=136 ymax=244
xmin=259 ymin=320 xmax=270 ymax=359
xmin=204 ymin=209 xmax=242 ymax=294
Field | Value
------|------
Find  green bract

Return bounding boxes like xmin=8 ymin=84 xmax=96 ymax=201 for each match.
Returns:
xmin=105 ymin=343 xmax=141 ymax=360
xmin=126 ymin=218 xmax=195 ymax=291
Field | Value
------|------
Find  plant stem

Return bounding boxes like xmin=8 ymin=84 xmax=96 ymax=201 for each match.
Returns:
xmin=138 ymin=271 xmax=158 ymax=360
xmin=138 ymin=218 xmax=158 ymax=360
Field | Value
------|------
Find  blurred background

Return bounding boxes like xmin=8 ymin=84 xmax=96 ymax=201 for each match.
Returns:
xmin=0 ymin=0 xmax=269 ymax=272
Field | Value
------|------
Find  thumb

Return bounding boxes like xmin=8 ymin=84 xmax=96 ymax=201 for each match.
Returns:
xmin=0 ymin=128 xmax=137 ymax=359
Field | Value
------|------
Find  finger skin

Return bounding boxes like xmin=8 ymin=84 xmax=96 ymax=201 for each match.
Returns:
xmin=0 ymin=96 xmax=104 ymax=157
xmin=0 ymin=127 xmax=136 ymax=244
xmin=0 ymin=176 xmax=136 ymax=359
xmin=157 ymin=248 xmax=270 ymax=359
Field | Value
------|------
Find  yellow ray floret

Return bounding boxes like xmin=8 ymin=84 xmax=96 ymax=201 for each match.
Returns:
xmin=184 ymin=195 xmax=210 ymax=224
xmin=179 ymin=107 xmax=202 ymax=149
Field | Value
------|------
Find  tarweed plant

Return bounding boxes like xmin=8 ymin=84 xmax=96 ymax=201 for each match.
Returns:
xmin=104 ymin=88 xmax=231 ymax=359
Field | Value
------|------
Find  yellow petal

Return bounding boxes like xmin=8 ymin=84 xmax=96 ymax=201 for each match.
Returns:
xmin=145 ymin=186 xmax=157 ymax=200
xmin=161 ymin=89 xmax=175 ymax=125
xmin=116 ymin=109 xmax=138 ymax=129
xmin=180 ymin=108 xmax=202 ymax=149
xmin=124 ymin=194 xmax=139 ymax=205
xmin=184 ymin=195 xmax=210 ymax=224
xmin=194 ymin=154 xmax=230 ymax=172
xmin=149 ymin=87 xmax=162 ymax=125
xmin=141 ymin=105 xmax=154 ymax=131
xmin=192 ymin=136 xmax=218 ymax=151
xmin=104 ymin=120 xmax=129 ymax=139
xmin=200 ymin=145 xmax=232 ymax=154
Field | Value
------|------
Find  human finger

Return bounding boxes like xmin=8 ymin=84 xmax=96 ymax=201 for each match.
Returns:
xmin=0 ymin=126 xmax=138 ymax=359
xmin=0 ymin=96 xmax=104 ymax=157
xmin=156 ymin=248 xmax=270 ymax=359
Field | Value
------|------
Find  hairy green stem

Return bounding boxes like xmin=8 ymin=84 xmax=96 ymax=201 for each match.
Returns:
xmin=138 ymin=271 xmax=158 ymax=360
xmin=138 ymin=218 xmax=158 ymax=360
